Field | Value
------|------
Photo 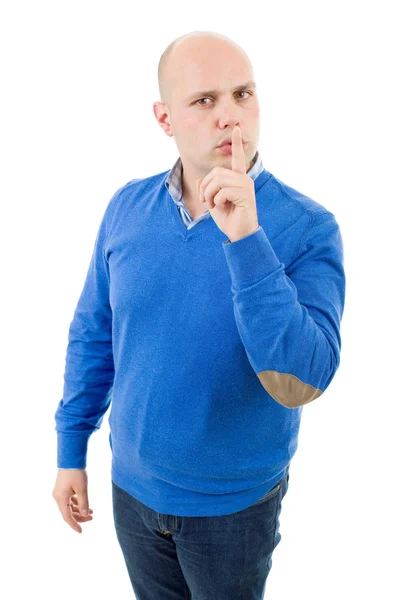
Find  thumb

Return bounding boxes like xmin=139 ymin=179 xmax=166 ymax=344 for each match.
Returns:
xmin=77 ymin=490 xmax=89 ymax=516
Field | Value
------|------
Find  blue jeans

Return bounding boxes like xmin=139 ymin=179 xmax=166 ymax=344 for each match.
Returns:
xmin=112 ymin=466 xmax=290 ymax=600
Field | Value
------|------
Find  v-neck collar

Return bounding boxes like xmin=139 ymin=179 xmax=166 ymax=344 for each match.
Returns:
xmin=165 ymin=168 xmax=272 ymax=242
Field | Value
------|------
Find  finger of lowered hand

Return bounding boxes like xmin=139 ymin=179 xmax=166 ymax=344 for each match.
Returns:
xmin=70 ymin=495 xmax=94 ymax=514
xmin=71 ymin=507 xmax=93 ymax=522
xmin=59 ymin=499 xmax=83 ymax=533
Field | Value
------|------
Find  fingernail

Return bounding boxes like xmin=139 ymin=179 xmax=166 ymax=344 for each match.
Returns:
xmin=81 ymin=509 xmax=88 ymax=516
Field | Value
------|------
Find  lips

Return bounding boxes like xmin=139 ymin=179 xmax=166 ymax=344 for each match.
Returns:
xmin=218 ymin=137 xmax=232 ymax=147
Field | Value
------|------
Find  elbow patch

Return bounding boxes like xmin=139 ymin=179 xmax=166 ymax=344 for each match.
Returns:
xmin=257 ymin=370 xmax=323 ymax=408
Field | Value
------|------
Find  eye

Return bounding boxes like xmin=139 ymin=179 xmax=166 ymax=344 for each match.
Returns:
xmin=195 ymin=90 xmax=252 ymax=106
xmin=236 ymin=90 xmax=251 ymax=99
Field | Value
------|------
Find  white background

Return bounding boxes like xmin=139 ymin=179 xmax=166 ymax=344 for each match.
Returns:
xmin=1 ymin=1 xmax=399 ymax=598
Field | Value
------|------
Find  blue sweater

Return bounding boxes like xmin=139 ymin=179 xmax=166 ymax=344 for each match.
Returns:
xmin=54 ymin=150 xmax=346 ymax=516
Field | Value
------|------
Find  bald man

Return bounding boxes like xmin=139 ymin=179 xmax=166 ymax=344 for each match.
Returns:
xmin=54 ymin=29 xmax=346 ymax=600
xmin=154 ymin=31 xmax=260 ymax=225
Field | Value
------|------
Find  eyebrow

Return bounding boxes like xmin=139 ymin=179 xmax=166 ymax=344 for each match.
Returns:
xmin=187 ymin=80 xmax=256 ymax=102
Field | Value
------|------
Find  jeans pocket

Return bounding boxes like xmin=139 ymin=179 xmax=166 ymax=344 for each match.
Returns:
xmin=251 ymin=478 xmax=283 ymax=507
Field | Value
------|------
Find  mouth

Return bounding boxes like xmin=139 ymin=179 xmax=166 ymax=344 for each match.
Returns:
xmin=217 ymin=140 xmax=246 ymax=148
xmin=217 ymin=139 xmax=232 ymax=147
xmin=217 ymin=141 xmax=246 ymax=154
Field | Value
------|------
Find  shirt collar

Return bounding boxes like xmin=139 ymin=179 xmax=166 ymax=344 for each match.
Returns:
xmin=165 ymin=149 xmax=265 ymax=207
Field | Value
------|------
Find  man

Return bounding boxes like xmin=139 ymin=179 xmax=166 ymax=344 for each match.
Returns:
xmin=53 ymin=30 xmax=346 ymax=599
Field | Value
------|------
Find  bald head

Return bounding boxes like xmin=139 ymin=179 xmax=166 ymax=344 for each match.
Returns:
xmin=157 ymin=31 xmax=253 ymax=108
xmin=153 ymin=30 xmax=260 ymax=188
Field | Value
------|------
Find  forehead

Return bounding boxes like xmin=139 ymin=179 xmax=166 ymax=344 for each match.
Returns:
xmin=169 ymin=42 xmax=253 ymax=99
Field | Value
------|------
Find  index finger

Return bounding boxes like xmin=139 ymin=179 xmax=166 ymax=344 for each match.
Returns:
xmin=57 ymin=496 xmax=83 ymax=533
xmin=231 ymin=125 xmax=246 ymax=175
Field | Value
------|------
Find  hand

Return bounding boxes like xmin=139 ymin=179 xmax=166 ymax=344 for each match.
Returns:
xmin=196 ymin=125 xmax=259 ymax=242
xmin=52 ymin=468 xmax=94 ymax=534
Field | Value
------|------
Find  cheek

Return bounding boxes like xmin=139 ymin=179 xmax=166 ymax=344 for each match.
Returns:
xmin=183 ymin=111 xmax=207 ymax=131
xmin=180 ymin=118 xmax=209 ymax=147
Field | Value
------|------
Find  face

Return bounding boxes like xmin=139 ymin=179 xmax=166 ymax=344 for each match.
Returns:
xmin=154 ymin=39 xmax=260 ymax=177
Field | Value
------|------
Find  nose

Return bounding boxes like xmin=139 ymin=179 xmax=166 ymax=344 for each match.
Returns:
xmin=215 ymin=98 xmax=243 ymax=129
xmin=218 ymin=119 xmax=242 ymax=137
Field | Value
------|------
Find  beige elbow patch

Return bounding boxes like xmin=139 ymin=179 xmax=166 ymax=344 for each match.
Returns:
xmin=257 ymin=370 xmax=323 ymax=408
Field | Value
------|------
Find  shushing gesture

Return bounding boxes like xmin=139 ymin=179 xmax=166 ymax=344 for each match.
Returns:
xmin=196 ymin=125 xmax=259 ymax=243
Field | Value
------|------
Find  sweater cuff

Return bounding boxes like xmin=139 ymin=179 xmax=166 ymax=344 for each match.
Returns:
xmin=57 ymin=433 xmax=90 ymax=469
xmin=222 ymin=225 xmax=282 ymax=286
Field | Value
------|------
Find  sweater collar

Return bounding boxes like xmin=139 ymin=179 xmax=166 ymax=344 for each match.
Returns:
xmin=165 ymin=150 xmax=265 ymax=206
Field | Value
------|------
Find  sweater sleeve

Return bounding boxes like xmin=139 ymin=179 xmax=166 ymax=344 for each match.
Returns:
xmin=222 ymin=212 xmax=346 ymax=409
xmin=54 ymin=192 xmax=119 ymax=468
